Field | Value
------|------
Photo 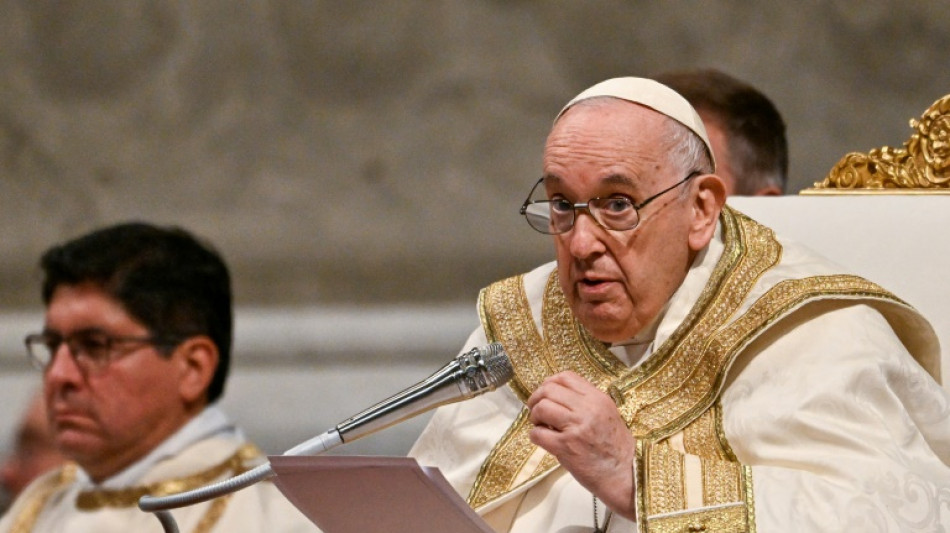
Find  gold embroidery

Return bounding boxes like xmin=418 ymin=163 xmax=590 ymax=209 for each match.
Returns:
xmin=75 ymin=444 xmax=262 ymax=510
xmin=7 ymin=445 xmax=261 ymax=533
xmin=469 ymin=272 xmax=626 ymax=508
xmin=542 ymin=273 xmax=627 ymax=384
xmin=467 ymin=410 xmax=535 ymax=508
xmin=192 ymin=492 xmax=234 ymax=533
xmin=743 ymin=465 xmax=756 ymax=532
xmin=9 ymin=463 xmax=78 ymax=533
xmin=478 ymin=274 xmax=549 ymax=402
xmin=702 ymin=456 xmax=742 ymax=506
xmin=683 ymin=408 xmax=729 ymax=461
xmin=471 ymin=207 xmax=767 ymax=512
xmin=714 ymin=275 xmax=904 ymax=362
xmin=611 ymin=208 xmax=782 ymax=440
xmin=638 ymin=411 xmax=754 ymax=530
xmin=634 ymin=441 xmax=649 ymax=531
xmin=635 ymin=272 xmax=902 ymax=531
xmin=715 ymin=399 xmax=739 ymax=463
xmin=637 ymin=438 xmax=753 ymax=532
xmin=647 ymin=503 xmax=750 ymax=533
xmin=645 ymin=440 xmax=686 ymax=515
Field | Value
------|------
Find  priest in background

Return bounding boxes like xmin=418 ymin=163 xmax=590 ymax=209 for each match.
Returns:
xmin=0 ymin=222 xmax=318 ymax=532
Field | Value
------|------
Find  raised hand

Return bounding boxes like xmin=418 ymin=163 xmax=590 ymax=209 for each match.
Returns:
xmin=527 ymin=371 xmax=637 ymax=520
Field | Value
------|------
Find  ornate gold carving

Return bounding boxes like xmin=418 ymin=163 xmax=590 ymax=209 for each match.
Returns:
xmin=806 ymin=93 xmax=950 ymax=193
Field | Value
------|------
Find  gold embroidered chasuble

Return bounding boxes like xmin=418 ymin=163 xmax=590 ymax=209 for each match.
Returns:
xmin=467 ymin=206 xmax=933 ymax=533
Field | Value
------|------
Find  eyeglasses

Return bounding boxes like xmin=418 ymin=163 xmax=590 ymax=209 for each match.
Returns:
xmin=519 ymin=171 xmax=701 ymax=235
xmin=24 ymin=330 xmax=183 ymax=374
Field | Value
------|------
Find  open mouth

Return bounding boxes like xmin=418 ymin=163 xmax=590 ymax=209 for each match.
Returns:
xmin=577 ymin=277 xmax=617 ymax=298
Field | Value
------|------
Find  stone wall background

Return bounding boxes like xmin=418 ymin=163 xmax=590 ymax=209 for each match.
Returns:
xmin=1 ymin=2 xmax=949 ymax=457
xmin=2 ymin=1 xmax=949 ymax=310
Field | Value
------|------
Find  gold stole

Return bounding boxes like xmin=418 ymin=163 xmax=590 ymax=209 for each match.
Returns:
xmin=8 ymin=444 xmax=262 ymax=533
xmin=468 ymin=206 xmax=912 ymax=533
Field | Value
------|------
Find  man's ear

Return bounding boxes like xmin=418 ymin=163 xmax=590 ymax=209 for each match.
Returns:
xmin=172 ymin=336 xmax=218 ymax=406
xmin=688 ymin=174 xmax=726 ymax=252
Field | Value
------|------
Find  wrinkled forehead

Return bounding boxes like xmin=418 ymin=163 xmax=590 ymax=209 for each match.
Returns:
xmin=555 ymin=77 xmax=715 ymax=170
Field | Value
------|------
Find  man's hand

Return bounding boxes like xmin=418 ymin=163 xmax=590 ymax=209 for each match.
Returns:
xmin=527 ymin=371 xmax=637 ymax=520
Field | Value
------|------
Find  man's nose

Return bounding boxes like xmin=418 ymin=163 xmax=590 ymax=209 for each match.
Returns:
xmin=567 ymin=211 xmax=607 ymax=258
xmin=44 ymin=344 xmax=84 ymax=386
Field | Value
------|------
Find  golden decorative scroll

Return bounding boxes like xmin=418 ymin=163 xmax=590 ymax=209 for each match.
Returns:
xmin=804 ymin=93 xmax=950 ymax=193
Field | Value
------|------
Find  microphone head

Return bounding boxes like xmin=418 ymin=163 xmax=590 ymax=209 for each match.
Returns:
xmin=481 ymin=342 xmax=514 ymax=388
xmin=457 ymin=342 xmax=513 ymax=395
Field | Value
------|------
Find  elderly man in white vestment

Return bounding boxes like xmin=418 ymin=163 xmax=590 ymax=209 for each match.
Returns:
xmin=410 ymin=78 xmax=950 ymax=532
xmin=0 ymin=223 xmax=317 ymax=532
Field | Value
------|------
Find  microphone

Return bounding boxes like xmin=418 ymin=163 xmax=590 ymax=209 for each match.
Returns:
xmin=332 ymin=340 xmax=513 ymax=443
xmin=139 ymin=342 xmax=512 ymax=519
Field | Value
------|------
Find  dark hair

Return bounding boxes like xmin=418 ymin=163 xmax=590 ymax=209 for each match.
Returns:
xmin=653 ymin=68 xmax=788 ymax=194
xmin=40 ymin=222 xmax=233 ymax=404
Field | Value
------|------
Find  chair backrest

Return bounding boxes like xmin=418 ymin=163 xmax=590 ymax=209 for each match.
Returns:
xmin=728 ymin=195 xmax=949 ymax=389
xmin=729 ymin=92 xmax=950 ymax=389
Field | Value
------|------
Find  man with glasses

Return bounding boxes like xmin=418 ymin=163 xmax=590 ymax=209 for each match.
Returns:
xmin=1 ymin=223 xmax=316 ymax=532
xmin=411 ymin=77 xmax=950 ymax=531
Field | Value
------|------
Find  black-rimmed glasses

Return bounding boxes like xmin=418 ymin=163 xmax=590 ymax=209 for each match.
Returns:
xmin=519 ymin=171 xmax=701 ymax=235
xmin=24 ymin=330 xmax=184 ymax=374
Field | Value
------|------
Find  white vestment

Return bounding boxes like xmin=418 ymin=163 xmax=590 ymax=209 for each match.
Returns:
xmin=0 ymin=407 xmax=319 ymax=533
xmin=411 ymin=208 xmax=950 ymax=532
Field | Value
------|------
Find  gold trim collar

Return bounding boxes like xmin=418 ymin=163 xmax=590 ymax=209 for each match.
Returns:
xmin=75 ymin=444 xmax=261 ymax=510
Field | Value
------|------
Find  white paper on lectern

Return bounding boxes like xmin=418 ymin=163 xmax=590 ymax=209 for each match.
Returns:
xmin=269 ymin=455 xmax=494 ymax=533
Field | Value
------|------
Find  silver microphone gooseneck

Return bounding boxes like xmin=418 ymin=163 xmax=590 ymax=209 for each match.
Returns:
xmin=139 ymin=343 xmax=512 ymax=532
xmin=335 ymin=341 xmax=511 ymax=442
